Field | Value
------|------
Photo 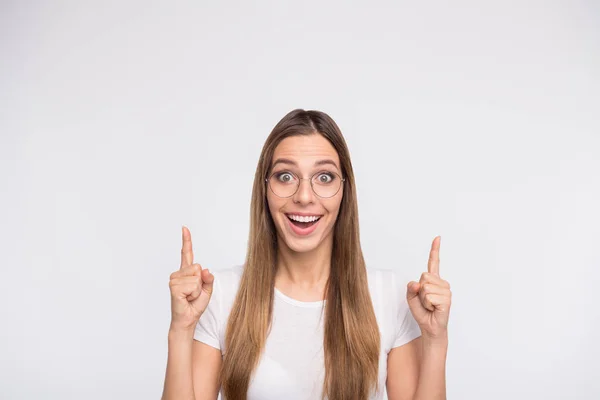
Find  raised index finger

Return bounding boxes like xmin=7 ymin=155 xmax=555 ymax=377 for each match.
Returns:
xmin=427 ymin=236 xmax=441 ymax=277
xmin=180 ymin=226 xmax=194 ymax=269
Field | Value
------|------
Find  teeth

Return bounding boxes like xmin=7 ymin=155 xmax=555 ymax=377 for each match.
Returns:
xmin=288 ymin=214 xmax=321 ymax=222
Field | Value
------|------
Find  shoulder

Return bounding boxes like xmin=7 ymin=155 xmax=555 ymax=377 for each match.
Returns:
xmin=365 ymin=267 xmax=415 ymax=347
xmin=366 ymin=267 xmax=408 ymax=299
xmin=194 ymin=264 xmax=244 ymax=350
xmin=199 ymin=264 xmax=244 ymax=323
xmin=365 ymin=267 xmax=405 ymax=316
xmin=208 ymin=264 xmax=244 ymax=311
xmin=211 ymin=264 xmax=244 ymax=295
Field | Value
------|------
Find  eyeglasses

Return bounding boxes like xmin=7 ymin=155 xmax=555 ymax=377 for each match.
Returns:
xmin=265 ymin=170 xmax=345 ymax=198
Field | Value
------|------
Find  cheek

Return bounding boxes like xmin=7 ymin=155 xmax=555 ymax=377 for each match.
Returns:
xmin=324 ymin=196 xmax=343 ymax=222
xmin=266 ymin=193 xmax=284 ymax=222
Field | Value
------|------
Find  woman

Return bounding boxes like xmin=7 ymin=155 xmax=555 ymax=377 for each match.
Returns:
xmin=162 ymin=109 xmax=452 ymax=400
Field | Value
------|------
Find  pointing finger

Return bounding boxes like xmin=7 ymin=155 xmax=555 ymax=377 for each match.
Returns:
xmin=180 ymin=226 xmax=194 ymax=270
xmin=427 ymin=236 xmax=441 ymax=277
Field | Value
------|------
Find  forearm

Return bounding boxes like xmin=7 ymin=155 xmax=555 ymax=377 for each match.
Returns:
xmin=413 ymin=334 xmax=448 ymax=400
xmin=162 ymin=326 xmax=196 ymax=400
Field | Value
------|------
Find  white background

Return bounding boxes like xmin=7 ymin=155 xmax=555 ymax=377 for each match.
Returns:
xmin=1 ymin=1 xmax=599 ymax=399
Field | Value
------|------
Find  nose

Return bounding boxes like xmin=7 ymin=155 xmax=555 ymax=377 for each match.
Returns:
xmin=292 ymin=178 xmax=315 ymax=205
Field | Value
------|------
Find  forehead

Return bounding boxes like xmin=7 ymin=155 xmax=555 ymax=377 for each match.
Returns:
xmin=272 ymin=134 xmax=340 ymax=167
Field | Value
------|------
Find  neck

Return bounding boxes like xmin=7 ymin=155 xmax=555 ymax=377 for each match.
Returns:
xmin=275 ymin=235 xmax=333 ymax=294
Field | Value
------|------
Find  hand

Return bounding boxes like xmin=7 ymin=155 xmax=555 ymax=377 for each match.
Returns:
xmin=406 ymin=236 xmax=452 ymax=340
xmin=168 ymin=226 xmax=215 ymax=332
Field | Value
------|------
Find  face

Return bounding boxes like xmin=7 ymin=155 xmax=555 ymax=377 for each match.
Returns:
xmin=266 ymin=134 xmax=344 ymax=254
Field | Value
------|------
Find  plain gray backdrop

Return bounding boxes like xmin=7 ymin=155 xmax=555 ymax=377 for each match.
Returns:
xmin=1 ymin=1 xmax=599 ymax=399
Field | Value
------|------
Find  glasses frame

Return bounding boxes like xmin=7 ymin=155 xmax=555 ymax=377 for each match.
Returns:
xmin=265 ymin=170 xmax=346 ymax=198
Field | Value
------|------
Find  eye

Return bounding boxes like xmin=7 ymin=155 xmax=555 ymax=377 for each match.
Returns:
xmin=276 ymin=172 xmax=295 ymax=183
xmin=316 ymin=172 xmax=334 ymax=183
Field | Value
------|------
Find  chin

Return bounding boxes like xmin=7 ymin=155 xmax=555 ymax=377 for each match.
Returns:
xmin=284 ymin=237 xmax=321 ymax=253
xmin=278 ymin=217 xmax=331 ymax=254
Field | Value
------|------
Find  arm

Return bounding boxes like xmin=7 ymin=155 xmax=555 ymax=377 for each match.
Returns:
xmin=164 ymin=226 xmax=222 ymax=400
xmin=161 ymin=326 xmax=222 ymax=400
xmin=162 ymin=327 xmax=196 ymax=400
xmin=386 ymin=334 xmax=448 ymax=400
xmin=388 ymin=236 xmax=451 ymax=399
xmin=191 ymin=339 xmax=222 ymax=399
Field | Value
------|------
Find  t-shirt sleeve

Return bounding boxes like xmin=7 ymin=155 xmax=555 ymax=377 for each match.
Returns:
xmin=391 ymin=271 xmax=422 ymax=348
xmin=193 ymin=272 xmax=221 ymax=350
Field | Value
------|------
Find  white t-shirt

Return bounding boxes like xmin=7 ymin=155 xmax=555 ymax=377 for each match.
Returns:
xmin=194 ymin=265 xmax=421 ymax=400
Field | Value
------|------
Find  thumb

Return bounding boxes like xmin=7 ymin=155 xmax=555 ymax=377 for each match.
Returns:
xmin=201 ymin=268 xmax=215 ymax=295
xmin=406 ymin=281 xmax=420 ymax=299
xmin=406 ymin=281 xmax=427 ymax=321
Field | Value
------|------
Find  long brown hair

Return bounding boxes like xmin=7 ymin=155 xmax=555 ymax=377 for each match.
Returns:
xmin=221 ymin=109 xmax=380 ymax=399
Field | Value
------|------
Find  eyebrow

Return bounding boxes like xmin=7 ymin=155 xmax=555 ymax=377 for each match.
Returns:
xmin=271 ymin=158 xmax=340 ymax=171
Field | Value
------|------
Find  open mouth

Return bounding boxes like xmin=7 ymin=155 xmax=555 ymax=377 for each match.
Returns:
xmin=286 ymin=214 xmax=322 ymax=230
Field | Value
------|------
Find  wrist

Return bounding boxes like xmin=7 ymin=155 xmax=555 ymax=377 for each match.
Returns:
xmin=168 ymin=323 xmax=195 ymax=340
xmin=422 ymin=331 xmax=448 ymax=347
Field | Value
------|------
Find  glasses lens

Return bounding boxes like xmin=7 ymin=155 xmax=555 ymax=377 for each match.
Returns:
xmin=312 ymin=172 xmax=342 ymax=198
xmin=269 ymin=172 xmax=299 ymax=197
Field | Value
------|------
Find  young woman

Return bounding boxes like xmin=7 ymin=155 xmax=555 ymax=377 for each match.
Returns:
xmin=162 ymin=109 xmax=452 ymax=400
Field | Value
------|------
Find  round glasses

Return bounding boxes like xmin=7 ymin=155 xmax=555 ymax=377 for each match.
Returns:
xmin=266 ymin=170 xmax=345 ymax=198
